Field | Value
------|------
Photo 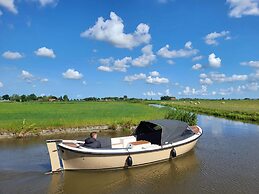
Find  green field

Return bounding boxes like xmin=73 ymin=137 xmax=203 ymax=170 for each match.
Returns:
xmin=157 ymin=100 xmax=259 ymax=124
xmin=0 ymin=101 xmax=167 ymax=133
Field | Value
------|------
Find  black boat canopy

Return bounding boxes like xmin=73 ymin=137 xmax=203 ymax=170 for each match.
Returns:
xmin=133 ymin=119 xmax=194 ymax=145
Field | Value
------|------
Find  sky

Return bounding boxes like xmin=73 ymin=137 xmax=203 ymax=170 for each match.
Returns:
xmin=0 ymin=0 xmax=259 ymax=99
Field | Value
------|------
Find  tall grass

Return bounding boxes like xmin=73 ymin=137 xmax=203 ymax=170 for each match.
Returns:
xmin=165 ymin=109 xmax=197 ymax=126
xmin=158 ymin=99 xmax=259 ymax=124
xmin=0 ymin=101 xmax=167 ymax=133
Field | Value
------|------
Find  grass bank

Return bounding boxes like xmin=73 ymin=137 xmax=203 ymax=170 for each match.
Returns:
xmin=0 ymin=101 xmax=167 ymax=135
xmin=153 ymin=100 xmax=259 ymax=124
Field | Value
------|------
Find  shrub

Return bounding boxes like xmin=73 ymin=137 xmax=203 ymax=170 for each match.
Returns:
xmin=165 ymin=109 xmax=197 ymax=126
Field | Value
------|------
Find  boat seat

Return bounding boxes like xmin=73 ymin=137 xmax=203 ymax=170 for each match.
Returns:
xmin=111 ymin=136 xmax=136 ymax=148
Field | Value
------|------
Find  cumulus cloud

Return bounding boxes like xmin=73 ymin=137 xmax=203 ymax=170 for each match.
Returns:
xmin=124 ymin=71 xmax=169 ymax=84
xmin=40 ymin=78 xmax=48 ymax=82
xmin=146 ymin=76 xmax=169 ymax=84
xmin=124 ymin=73 xmax=146 ymax=82
xmin=62 ymin=69 xmax=83 ymax=80
xmin=201 ymin=72 xmax=248 ymax=83
xmin=38 ymin=0 xmax=58 ymax=7
xmin=167 ymin=60 xmax=175 ymax=64
xmin=204 ymin=31 xmax=231 ymax=45
xmin=143 ymin=89 xmax=170 ymax=97
xmin=182 ymin=85 xmax=208 ymax=96
xmin=208 ymin=53 xmax=221 ymax=68
xmin=200 ymin=77 xmax=213 ymax=85
xmin=21 ymin=70 xmax=34 ymax=82
xmin=192 ymin=63 xmax=202 ymax=70
xmin=227 ymin=0 xmax=259 ymax=18
xmin=149 ymin=71 xmax=160 ymax=77
xmin=97 ymin=66 xmax=113 ymax=72
xmin=2 ymin=51 xmax=23 ymax=59
xmin=81 ymin=12 xmax=151 ymax=49
xmin=0 ymin=81 xmax=3 ymax=88
xmin=143 ymin=91 xmax=158 ymax=96
xmin=241 ymin=60 xmax=259 ymax=68
xmin=192 ymin=55 xmax=203 ymax=61
xmin=157 ymin=41 xmax=198 ymax=59
xmin=165 ymin=89 xmax=171 ymax=96
xmin=35 ymin=47 xmax=56 ymax=58
xmin=0 ymin=0 xmax=18 ymax=14
xmin=98 ymin=56 xmax=132 ymax=72
xmin=132 ymin=44 xmax=156 ymax=67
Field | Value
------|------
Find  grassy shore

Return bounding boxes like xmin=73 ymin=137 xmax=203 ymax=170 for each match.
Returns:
xmin=154 ymin=99 xmax=259 ymax=124
xmin=0 ymin=101 xmax=168 ymax=134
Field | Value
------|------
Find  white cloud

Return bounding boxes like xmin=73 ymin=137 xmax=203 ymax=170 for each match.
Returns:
xmin=62 ymin=69 xmax=83 ymax=80
xmin=200 ymin=73 xmax=208 ymax=78
xmin=192 ymin=63 xmax=202 ymax=70
xmin=0 ymin=10 xmax=3 ymax=16
xmin=182 ymin=85 xmax=208 ymax=96
xmin=218 ymin=87 xmax=234 ymax=95
xmin=165 ymin=89 xmax=171 ymax=96
xmin=38 ymin=0 xmax=58 ymax=7
xmin=146 ymin=76 xmax=169 ymax=84
xmin=227 ymin=0 xmax=259 ymax=18
xmin=167 ymin=59 xmax=175 ymax=64
xmin=149 ymin=71 xmax=160 ymax=77
xmin=208 ymin=53 xmax=221 ymax=68
xmin=132 ymin=44 xmax=156 ymax=67
xmin=157 ymin=41 xmax=198 ymax=59
xmin=21 ymin=70 xmax=34 ymax=82
xmin=98 ymin=56 xmax=132 ymax=72
xmin=35 ymin=47 xmax=56 ymax=58
xmin=192 ymin=55 xmax=203 ymax=61
xmin=206 ymin=72 xmax=248 ymax=83
xmin=0 ymin=81 xmax=3 ymax=88
xmin=200 ymin=77 xmax=213 ymax=85
xmin=124 ymin=73 xmax=146 ymax=82
xmin=2 ymin=51 xmax=23 ymax=59
xmin=40 ymin=78 xmax=48 ymax=82
xmin=124 ymin=71 xmax=169 ymax=84
xmin=241 ymin=60 xmax=259 ymax=68
xmin=0 ymin=0 xmax=18 ymax=14
xmin=82 ymin=81 xmax=87 ymax=85
xmin=97 ymin=66 xmax=113 ymax=72
xmin=143 ymin=91 xmax=157 ymax=96
xmin=81 ymin=12 xmax=151 ymax=49
xmin=204 ymin=31 xmax=231 ymax=45
xmin=244 ymin=82 xmax=259 ymax=91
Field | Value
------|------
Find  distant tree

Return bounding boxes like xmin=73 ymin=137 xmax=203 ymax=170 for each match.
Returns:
xmin=161 ymin=96 xmax=176 ymax=101
xmin=123 ymin=95 xmax=128 ymax=99
xmin=58 ymin=96 xmax=63 ymax=101
xmin=10 ymin=94 xmax=21 ymax=102
xmin=27 ymin=94 xmax=37 ymax=101
xmin=2 ymin=94 xmax=10 ymax=100
xmin=21 ymin=94 xmax=27 ymax=102
xmin=63 ymin=95 xmax=69 ymax=101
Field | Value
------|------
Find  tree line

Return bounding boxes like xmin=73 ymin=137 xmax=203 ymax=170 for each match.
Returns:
xmin=1 ymin=94 xmax=69 ymax=102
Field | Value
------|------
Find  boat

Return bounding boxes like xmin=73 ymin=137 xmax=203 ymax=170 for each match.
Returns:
xmin=46 ymin=119 xmax=202 ymax=172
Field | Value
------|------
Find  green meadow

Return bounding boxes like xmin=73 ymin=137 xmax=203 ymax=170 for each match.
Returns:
xmin=0 ymin=101 xmax=167 ymax=133
xmin=158 ymin=99 xmax=259 ymax=124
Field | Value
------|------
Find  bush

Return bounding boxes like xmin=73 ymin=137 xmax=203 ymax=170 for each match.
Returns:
xmin=165 ymin=109 xmax=197 ymax=126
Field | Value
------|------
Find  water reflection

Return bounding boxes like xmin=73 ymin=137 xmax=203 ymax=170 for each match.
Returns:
xmin=1 ymin=115 xmax=259 ymax=193
xmin=48 ymin=151 xmax=199 ymax=194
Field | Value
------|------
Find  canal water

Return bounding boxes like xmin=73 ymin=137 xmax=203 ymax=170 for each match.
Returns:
xmin=0 ymin=115 xmax=259 ymax=194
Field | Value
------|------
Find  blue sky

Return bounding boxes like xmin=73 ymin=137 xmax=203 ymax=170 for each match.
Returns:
xmin=0 ymin=0 xmax=259 ymax=99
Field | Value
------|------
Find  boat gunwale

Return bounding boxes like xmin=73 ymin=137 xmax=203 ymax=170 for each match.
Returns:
xmin=57 ymin=127 xmax=202 ymax=156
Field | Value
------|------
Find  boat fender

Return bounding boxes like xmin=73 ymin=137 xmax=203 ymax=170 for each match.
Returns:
xmin=171 ymin=148 xmax=176 ymax=158
xmin=126 ymin=155 xmax=133 ymax=166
